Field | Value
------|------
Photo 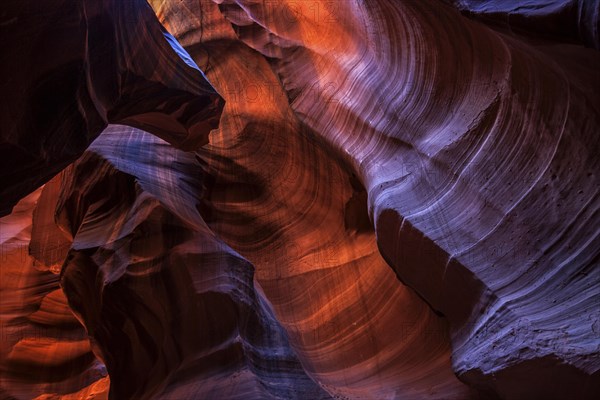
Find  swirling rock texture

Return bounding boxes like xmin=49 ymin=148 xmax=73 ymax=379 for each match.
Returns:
xmin=55 ymin=125 xmax=331 ymax=400
xmin=1 ymin=0 xmax=599 ymax=399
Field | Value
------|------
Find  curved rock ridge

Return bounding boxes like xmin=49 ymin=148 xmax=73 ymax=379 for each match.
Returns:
xmin=56 ymin=125 xmax=332 ymax=400
xmin=0 ymin=184 xmax=108 ymax=400
xmin=448 ymin=0 xmax=600 ymax=49
xmin=0 ymin=0 xmax=224 ymax=217
xmin=151 ymin=1 xmax=472 ymax=398
xmin=1 ymin=0 xmax=599 ymax=399
xmin=205 ymin=0 xmax=600 ymax=397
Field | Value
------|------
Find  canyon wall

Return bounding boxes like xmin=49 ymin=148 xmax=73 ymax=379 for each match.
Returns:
xmin=1 ymin=0 xmax=598 ymax=399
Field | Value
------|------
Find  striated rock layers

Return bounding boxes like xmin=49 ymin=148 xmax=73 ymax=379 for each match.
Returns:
xmin=0 ymin=181 xmax=108 ymax=400
xmin=1 ymin=0 xmax=599 ymax=399
xmin=201 ymin=0 xmax=600 ymax=397
xmin=54 ymin=126 xmax=334 ymax=399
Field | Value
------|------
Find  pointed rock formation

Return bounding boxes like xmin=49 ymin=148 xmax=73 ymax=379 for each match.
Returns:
xmin=56 ymin=125 xmax=331 ymax=400
xmin=0 ymin=0 xmax=223 ymax=217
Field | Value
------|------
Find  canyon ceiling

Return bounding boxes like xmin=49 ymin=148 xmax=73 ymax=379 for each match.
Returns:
xmin=0 ymin=0 xmax=599 ymax=399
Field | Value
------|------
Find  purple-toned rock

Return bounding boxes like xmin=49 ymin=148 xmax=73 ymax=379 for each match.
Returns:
xmin=56 ymin=125 xmax=331 ymax=400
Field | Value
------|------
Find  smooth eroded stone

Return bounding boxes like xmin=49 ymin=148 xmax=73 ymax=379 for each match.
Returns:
xmin=151 ymin=1 xmax=473 ymax=398
xmin=56 ymin=125 xmax=331 ymax=400
xmin=207 ymin=0 xmax=600 ymax=397
xmin=0 ymin=188 xmax=108 ymax=400
xmin=0 ymin=0 xmax=224 ymax=217
xmin=2 ymin=0 xmax=598 ymax=398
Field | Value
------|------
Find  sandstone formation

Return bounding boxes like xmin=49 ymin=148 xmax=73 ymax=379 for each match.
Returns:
xmin=1 ymin=0 xmax=599 ymax=399
xmin=56 ymin=125 xmax=331 ymax=400
xmin=0 ymin=183 xmax=108 ymax=400
xmin=201 ymin=0 xmax=600 ymax=397
xmin=0 ymin=0 xmax=223 ymax=217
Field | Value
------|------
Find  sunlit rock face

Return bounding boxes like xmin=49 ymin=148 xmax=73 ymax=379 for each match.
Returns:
xmin=189 ymin=0 xmax=599 ymax=397
xmin=1 ymin=0 xmax=599 ymax=399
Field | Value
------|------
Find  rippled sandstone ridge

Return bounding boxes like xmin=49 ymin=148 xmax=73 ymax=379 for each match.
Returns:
xmin=1 ymin=0 xmax=599 ymax=399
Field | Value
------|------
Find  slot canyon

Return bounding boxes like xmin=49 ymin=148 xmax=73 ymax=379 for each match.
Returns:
xmin=0 ymin=0 xmax=599 ymax=399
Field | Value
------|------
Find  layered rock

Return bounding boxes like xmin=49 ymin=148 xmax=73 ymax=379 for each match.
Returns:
xmin=203 ymin=0 xmax=600 ymax=397
xmin=1 ymin=0 xmax=599 ymax=399
xmin=0 ymin=182 xmax=108 ymax=400
xmin=152 ymin=1 xmax=472 ymax=398
xmin=0 ymin=0 xmax=223 ymax=217
xmin=56 ymin=125 xmax=331 ymax=400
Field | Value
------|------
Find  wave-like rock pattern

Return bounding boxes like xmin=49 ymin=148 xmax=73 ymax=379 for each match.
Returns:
xmin=151 ymin=1 xmax=471 ymax=398
xmin=0 ymin=0 xmax=223 ymax=217
xmin=56 ymin=125 xmax=332 ymax=400
xmin=206 ymin=0 xmax=600 ymax=397
xmin=1 ymin=0 xmax=599 ymax=398
xmin=0 ymin=184 xmax=108 ymax=400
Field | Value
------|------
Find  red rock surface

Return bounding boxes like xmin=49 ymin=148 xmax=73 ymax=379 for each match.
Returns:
xmin=0 ymin=182 xmax=108 ymax=400
xmin=1 ymin=0 xmax=599 ymax=399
